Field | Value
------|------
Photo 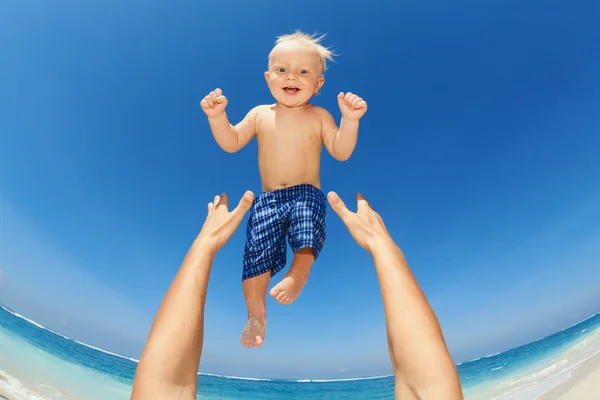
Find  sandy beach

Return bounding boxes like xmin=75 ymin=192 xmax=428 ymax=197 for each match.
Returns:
xmin=0 ymin=388 xmax=12 ymax=400
xmin=539 ymin=351 xmax=600 ymax=399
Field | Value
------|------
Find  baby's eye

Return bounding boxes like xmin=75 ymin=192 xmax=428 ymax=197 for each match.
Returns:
xmin=300 ymin=70 xmax=308 ymax=75
xmin=278 ymin=67 xmax=286 ymax=73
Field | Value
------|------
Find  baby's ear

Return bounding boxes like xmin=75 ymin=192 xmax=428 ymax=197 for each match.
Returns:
xmin=314 ymin=76 xmax=325 ymax=95
xmin=264 ymin=71 xmax=270 ymax=83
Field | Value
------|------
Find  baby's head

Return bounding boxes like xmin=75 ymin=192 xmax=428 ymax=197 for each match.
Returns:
xmin=265 ymin=31 xmax=335 ymax=107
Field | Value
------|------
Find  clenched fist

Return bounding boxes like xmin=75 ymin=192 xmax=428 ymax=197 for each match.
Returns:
xmin=338 ymin=92 xmax=368 ymax=121
xmin=200 ymin=88 xmax=228 ymax=118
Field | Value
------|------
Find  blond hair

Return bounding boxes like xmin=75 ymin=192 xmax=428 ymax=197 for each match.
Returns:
xmin=269 ymin=30 xmax=336 ymax=75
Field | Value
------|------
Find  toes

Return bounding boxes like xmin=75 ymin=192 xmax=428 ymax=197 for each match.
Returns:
xmin=276 ymin=292 xmax=288 ymax=304
xmin=271 ymin=273 xmax=307 ymax=305
xmin=275 ymin=288 xmax=294 ymax=304
xmin=242 ymin=334 xmax=254 ymax=347
xmin=241 ymin=329 xmax=253 ymax=348
xmin=284 ymin=294 xmax=296 ymax=305
xmin=241 ymin=318 xmax=266 ymax=348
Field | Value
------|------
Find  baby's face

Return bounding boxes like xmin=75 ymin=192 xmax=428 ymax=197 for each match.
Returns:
xmin=265 ymin=41 xmax=325 ymax=108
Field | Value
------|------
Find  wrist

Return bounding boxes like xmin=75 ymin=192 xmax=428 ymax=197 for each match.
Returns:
xmin=207 ymin=112 xmax=227 ymax=123
xmin=191 ymin=236 xmax=219 ymax=260
xmin=368 ymin=235 xmax=401 ymax=259
xmin=341 ymin=116 xmax=361 ymax=124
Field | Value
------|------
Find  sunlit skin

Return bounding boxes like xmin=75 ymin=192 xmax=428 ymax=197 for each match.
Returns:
xmin=200 ymin=38 xmax=368 ymax=348
xmin=131 ymin=191 xmax=464 ymax=400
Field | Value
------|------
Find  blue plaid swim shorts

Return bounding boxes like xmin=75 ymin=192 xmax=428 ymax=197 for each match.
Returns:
xmin=242 ymin=184 xmax=327 ymax=281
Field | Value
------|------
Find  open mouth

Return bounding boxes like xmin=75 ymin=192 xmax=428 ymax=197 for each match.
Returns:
xmin=283 ymin=86 xmax=300 ymax=94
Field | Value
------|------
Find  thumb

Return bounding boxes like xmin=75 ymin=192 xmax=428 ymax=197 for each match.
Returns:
xmin=337 ymin=92 xmax=345 ymax=102
xmin=216 ymin=95 xmax=227 ymax=104
xmin=230 ymin=191 xmax=254 ymax=224
xmin=327 ymin=191 xmax=351 ymax=221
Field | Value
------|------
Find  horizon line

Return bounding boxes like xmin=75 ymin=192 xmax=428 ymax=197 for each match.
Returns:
xmin=1 ymin=302 xmax=598 ymax=380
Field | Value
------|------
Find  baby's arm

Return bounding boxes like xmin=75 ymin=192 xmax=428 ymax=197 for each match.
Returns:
xmin=208 ymin=107 xmax=258 ymax=153
xmin=201 ymin=89 xmax=259 ymax=153
xmin=319 ymin=92 xmax=367 ymax=161
xmin=318 ymin=108 xmax=360 ymax=161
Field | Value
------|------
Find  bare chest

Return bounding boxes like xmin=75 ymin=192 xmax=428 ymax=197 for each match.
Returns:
xmin=256 ymin=108 xmax=322 ymax=146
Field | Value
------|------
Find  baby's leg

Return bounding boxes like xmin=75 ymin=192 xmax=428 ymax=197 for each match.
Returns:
xmin=240 ymin=195 xmax=287 ymax=347
xmin=270 ymin=187 xmax=326 ymax=305
xmin=241 ymin=271 xmax=270 ymax=348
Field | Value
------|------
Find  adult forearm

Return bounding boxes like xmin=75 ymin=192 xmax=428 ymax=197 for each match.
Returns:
xmin=132 ymin=238 xmax=215 ymax=398
xmin=331 ymin=118 xmax=359 ymax=161
xmin=370 ymin=238 xmax=463 ymax=399
xmin=208 ymin=113 xmax=240 ymax=153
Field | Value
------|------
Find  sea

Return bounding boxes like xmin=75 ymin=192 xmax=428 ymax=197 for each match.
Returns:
xmin=0 ymin=304 xmax=599 ymax=400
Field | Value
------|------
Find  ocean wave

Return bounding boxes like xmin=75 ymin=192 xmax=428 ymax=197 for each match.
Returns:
xmin=559 ymin=312 xmax=599 ymax=332
xmin=197 ymin=373 xmax=271 ymax=381
xmin=0 ymin=305 xmax=71 ymax=341
xmin=294 ymin=375 xmax=393 ymax=383
xmin=457 ymin=350 xmax=501 ymax=365
xmin=488 ymin=326 xmax=600 ymax=399
xmin=0 ymin=304 xmax=141 ymax=364
xmin=0 ymin=367 xmax=54 ymax=400
xmin=71 ymin=339 xmax=139 ymax=363
xmin=483 ymin=352 xmax=500 ymax=358
xmin=5 ymin=302 xmax=598 ymax=388
xmin=0 ymin=304 xmax=393 ymax=383
xmin=457 ymin=313 xmax=600 ymax=367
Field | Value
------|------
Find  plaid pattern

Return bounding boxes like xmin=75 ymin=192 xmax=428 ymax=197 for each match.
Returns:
xmin=242 ymin=184 xmax=327 ymax=281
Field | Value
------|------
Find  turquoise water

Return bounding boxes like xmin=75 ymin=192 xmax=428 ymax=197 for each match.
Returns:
xmin=0 ymin=304 xmax=599 ymax=399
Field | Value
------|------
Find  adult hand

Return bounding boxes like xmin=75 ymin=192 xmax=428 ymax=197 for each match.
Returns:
xmin=197 ymin=191 xmax=254 ymax=252
xmin=327 ymin=191 xmax=390 ymax=252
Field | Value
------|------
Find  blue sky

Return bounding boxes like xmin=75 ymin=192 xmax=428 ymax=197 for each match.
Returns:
xmin=1 ymin=0 xmax=599 ymax=380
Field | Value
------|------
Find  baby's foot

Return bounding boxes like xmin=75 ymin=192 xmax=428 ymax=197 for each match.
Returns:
xmin=269 ymin=269 xmax=310 ymax=305
xmin=240 ymin=316 xmax=266 ymax=348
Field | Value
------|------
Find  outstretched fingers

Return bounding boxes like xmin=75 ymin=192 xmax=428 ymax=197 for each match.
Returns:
xmin=356 ymin=192 xmax=371 ymax=212
xmin=216 ymin=193 xmax=227 ymax=209
xmin=327 ymin=191 xmax=360 ymax=232
xmin=207 ymin=195 xmax=220 ymax=216
xmin=230 ymin=191 xmax=254 ymax=225
xmin=207 ymin=191 xmax=253 ymax=222
xmin=206 ymin=194 xmax=223 ymax=221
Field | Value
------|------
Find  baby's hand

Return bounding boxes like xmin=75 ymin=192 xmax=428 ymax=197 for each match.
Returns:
xmin=338 ymin=92 xmax=368 ymax=121
xmin=200 ymin=88 xmax=228 ymax=118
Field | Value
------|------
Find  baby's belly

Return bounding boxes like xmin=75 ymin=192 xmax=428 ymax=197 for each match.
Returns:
xmin=258 ymin=153 xmax=321 ymax=192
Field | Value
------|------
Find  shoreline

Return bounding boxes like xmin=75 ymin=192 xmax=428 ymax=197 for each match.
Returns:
xmin=538 ymin=351 xmax=600 ymax=399
xmin=0 ymin=388 xmax=12 ymax=400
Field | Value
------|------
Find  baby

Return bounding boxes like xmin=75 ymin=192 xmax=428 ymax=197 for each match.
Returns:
xmin=200 ymin=31 xmax=367 ymax=348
